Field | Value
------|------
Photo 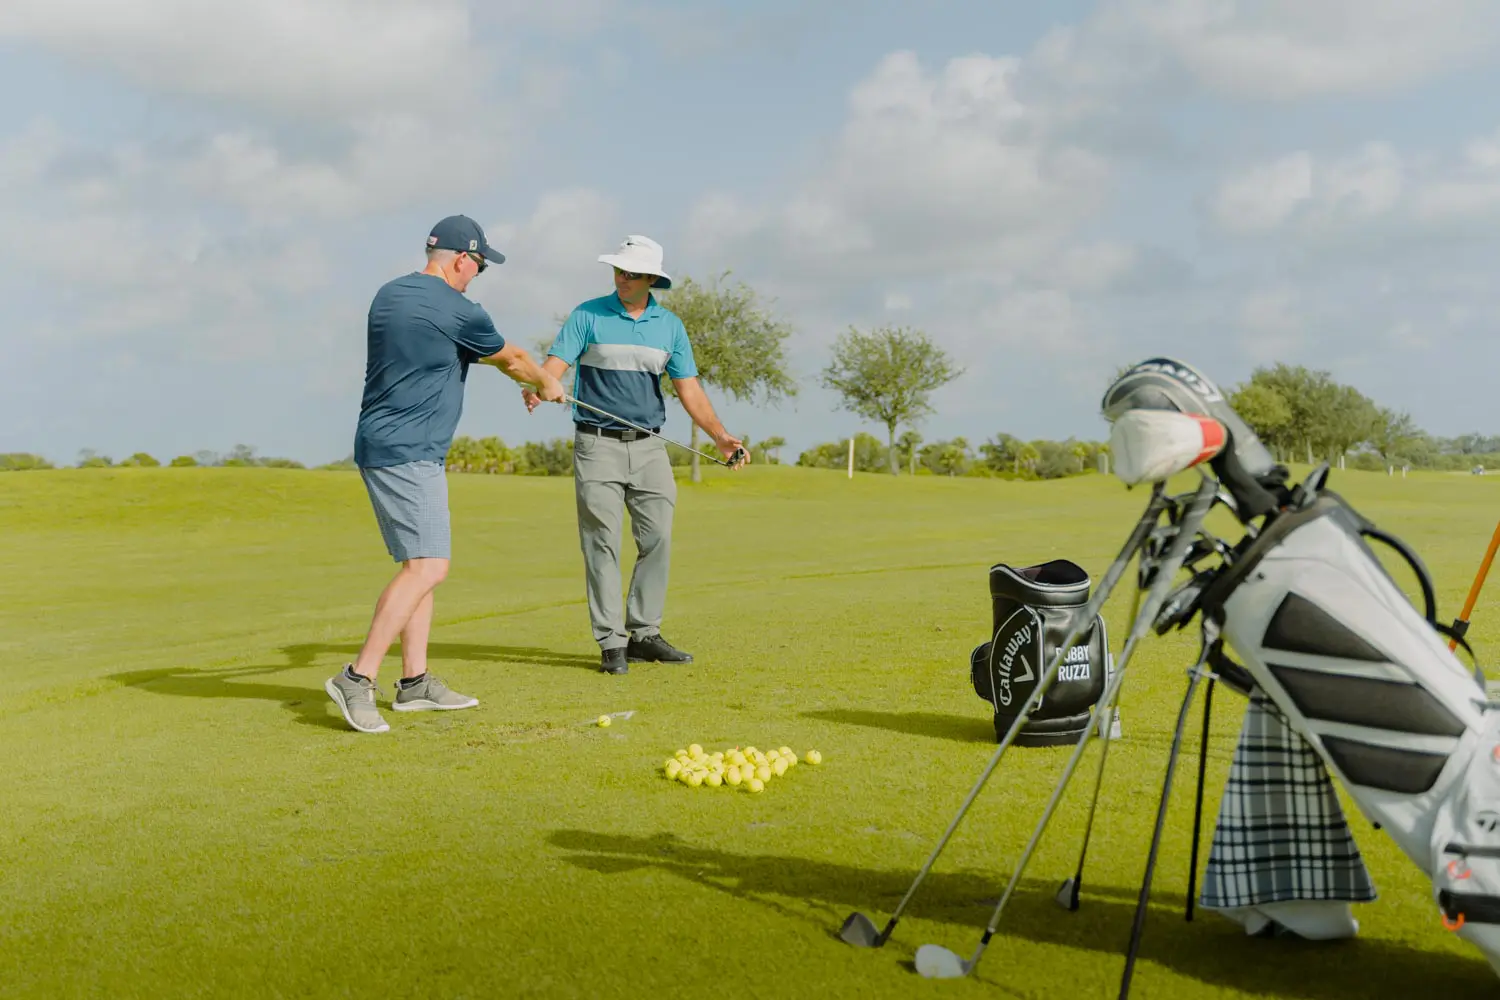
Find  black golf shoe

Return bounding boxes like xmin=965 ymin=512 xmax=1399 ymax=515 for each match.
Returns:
xmin=626 ymin=634 xmax=694 ymax=664
xmin=600 ymin=647 xmax=628 ymax=675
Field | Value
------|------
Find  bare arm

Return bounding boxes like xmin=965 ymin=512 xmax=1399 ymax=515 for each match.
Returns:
xmin=521 ymin=356 xmax=572 ymax=411
xmin=481 ymin=343 xmax=564 ymax=400
xmin=674 ymin=377 xmax=749 ymax=468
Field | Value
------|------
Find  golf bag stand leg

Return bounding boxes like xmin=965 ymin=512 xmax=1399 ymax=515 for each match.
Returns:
xmin=1118 ymin=627 xmax=1217 ymax=999
xmin=1185 ymin=672 xmax=1216 ymax=922
xmin=911 ymin=475 xmax=1220 ymax=981
xmin=1205 ymin=492 xmax=1500 ymax=979
xmin=837 ymin=484 xmax=1173 ymax=949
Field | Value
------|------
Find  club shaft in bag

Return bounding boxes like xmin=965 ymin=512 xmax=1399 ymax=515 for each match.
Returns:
xmin=1185 ymin=674 xmax=1215 ymax=922
xmin=841 ymin=484 xmax=1171 ymax=947
xmin=920 ymin=475 xmax=1218 ymax=979
xmin=1119 ymin=640 xmax=1215 ymax=1000
xmin=1061 ymin=584 xmax=1143 ymax=911
xmin=563 ymin=394 xmax=743 ymax=467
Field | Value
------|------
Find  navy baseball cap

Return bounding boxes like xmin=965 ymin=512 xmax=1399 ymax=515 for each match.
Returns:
xmin=426 ymin=214 xmax=506 ymax=266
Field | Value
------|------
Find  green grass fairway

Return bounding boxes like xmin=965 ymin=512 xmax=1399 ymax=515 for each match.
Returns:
xmin=6 ymin=462 xmax=1500 ymax=998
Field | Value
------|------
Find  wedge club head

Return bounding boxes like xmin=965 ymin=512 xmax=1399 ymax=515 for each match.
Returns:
xmin=837 ymin=912 xmax=887 ymax=947
xmin=914 ymin=944 xmax=971 ymax=979
xmin=1055 ymin=876 xmax=1081 ymax=911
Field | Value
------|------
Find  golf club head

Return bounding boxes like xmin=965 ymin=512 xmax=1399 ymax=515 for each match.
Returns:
xmin=727 ymin=447 xmax=748 ymax=468
xmin=837 ymin=911 xmax=886 ymax=947
xmin=914 ymin=944 xmax=969 ymax=979
xmin=1055 ymin=876 xmax=1081 ymax=911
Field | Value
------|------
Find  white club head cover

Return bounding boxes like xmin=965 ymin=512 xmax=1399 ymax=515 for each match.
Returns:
xmin=1109 ymin=409 xmax=1227 ymax=486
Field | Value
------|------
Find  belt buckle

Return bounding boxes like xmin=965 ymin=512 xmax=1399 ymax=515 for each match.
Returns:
xmin=620 ymin=428 xmax=639 ymax=441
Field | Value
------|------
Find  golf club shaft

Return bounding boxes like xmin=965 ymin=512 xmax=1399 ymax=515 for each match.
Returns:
xmin=1119 ymin=649 xmax=1214 ymax=1000
xmin=955 ymin=476 xmax=1218 ymax=972
xmin=1068 ymin=585 xmax=1142 ymax=898
xmin=564 ymin=394 xmax=735 ymax=467
xmin=869 ymin=484 xmax=1173 ymax=941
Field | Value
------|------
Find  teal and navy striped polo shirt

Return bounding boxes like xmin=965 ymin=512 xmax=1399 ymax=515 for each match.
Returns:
xmin=549 ymin=293 xmax=698 ymax=432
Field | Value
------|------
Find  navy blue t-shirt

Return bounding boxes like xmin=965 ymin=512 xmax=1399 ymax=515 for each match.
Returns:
xmin=354 ymin=273 xmax=506 ymax=469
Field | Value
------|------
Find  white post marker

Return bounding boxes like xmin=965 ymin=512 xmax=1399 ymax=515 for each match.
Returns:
xmin=848 ymin=437 xmax=855 ymax=479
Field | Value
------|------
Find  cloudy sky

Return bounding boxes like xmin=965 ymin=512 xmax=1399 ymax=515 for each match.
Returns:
xmin=4 ymin=0 xmax=1500 ymax=466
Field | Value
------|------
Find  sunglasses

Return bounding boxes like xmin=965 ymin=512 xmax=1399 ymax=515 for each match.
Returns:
xmin=614 ymin=267 xmax=651 ymax=281
xmin=467 ymin=252 xmax=487 ymax=273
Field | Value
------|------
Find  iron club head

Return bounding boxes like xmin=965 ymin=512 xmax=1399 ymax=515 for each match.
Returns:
xmin=1055 ymin=876 xmax=1081 ymax=911
xmin=914 ymin=944 xmax=970 ymax=979
xmin=837 ymin=911 xmax=886 ymax=947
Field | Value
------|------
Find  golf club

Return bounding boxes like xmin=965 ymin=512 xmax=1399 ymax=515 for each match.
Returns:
xmin=1184 ymin=672 xmax=1215 ymax=923
xmin=912 ymin=472 xmax=1217 ymax=981
xmin=1057 ymin=583 xmax=1142 ymax=912
xmin=1118 ymin=627 xmax=1219 ymax=998
xmin=837 ymin=484 xmax=1172 ymax=950
xmin=563 ymin=394 xmax=748 ymax=468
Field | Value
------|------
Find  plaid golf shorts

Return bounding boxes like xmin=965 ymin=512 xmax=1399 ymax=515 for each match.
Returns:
xmin=359 ymin=460 xmax=451 ymax=562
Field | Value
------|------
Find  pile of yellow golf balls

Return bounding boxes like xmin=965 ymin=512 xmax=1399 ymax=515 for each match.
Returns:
xmin=663 ymin=743 xmax=822 ymax=792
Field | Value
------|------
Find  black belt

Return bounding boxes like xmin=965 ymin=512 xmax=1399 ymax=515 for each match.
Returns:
xmin=578 ymin=423 xmax=660 ymax=442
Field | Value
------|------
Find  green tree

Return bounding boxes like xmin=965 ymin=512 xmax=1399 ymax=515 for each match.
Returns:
xmin=118 ymin=452 xmax=160 ymax=467
xmin=819 ymin=324 xmax=963 ymax=475
xmin=760 ymin=435 xmax=786 ymax=465
xmin=0 ymin=453 xmax=53 ymax=471
xmin=1369 ymin=408 xmax=1421 ymax=468
xmin=898 ymin=430 xmax=924 ymax=475
xmin=76 ymin=449 xmax=112 ymax=468
xmin=1228 ymin=381 xmax=1295 ymax=460
xmin=657 ymin=271 xmax=798 ymax=482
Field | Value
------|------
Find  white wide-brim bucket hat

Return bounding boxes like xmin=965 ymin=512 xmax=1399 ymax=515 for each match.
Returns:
xmin=598 ymin=235 xmax=672 ymax=289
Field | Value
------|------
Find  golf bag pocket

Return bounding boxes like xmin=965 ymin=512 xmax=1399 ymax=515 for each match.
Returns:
xmin=971 ymin=559 xmax=1111 ymax=748
xmin=1431 ymin=709 xmax=1500 ymax=976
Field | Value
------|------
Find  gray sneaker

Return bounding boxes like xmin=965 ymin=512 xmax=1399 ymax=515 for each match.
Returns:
xmin=392 ymin=674 xmax=479 ymax=713
xmin=325 ymin=666 xmax=390 ymax=733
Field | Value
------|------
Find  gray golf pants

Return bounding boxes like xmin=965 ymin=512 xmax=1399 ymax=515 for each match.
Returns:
xmin=573 ymin=428 xmax=677 ymax=650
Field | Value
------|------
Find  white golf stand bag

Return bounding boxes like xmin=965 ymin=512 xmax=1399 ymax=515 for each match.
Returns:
xmin=836 ymin=356 xmax=1500 ymax=994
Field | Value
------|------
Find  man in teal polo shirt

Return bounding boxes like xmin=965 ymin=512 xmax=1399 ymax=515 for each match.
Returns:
xmin=523 ymin=235 xmax=748 ymax=674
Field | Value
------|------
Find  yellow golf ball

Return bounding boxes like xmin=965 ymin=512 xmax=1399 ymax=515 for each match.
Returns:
xmin=772 ymin=758 xmax=788 ymax=777
xmin=748 ymin=778 xmax=764 ymax=792
xmin=706 ymin=771 xmax=724 ymax=787
xmin=676 ymin=749 xmax=688 ymax=759
xmin=597 ymin=715 xmax=611 ymax=727
xmin=779 ymin=746 xmax=794 ymax=758
xmin=755 ymin=765 xmax=771 ymax=783
xmin=804 ymin=750 xmax=822 ymax=765
xmin=689 ymin=743 xmax=704 ymax=758
xmin=686 ymin=771 xmax=704 ymax=787
xmin=725 ymin=768 xmax=742 ymax=786
xmin=665 ymin=760 xmax=682 ymax=779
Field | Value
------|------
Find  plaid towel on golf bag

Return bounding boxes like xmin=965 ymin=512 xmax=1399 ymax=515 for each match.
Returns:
xmin=1199 ymin=690 xmax=1378 ymax=909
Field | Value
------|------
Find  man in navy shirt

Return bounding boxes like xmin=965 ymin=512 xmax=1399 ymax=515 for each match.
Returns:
xmin=524 ymin=235 xmax=747 ymax=675
xmin=326 ymin=215 xmax=565 ymax=734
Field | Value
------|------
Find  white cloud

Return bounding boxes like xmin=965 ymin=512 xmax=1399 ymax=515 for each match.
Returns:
xmin=0 ymin=0 xmax=482 ymax=120
xmin=476 ymin=189 xmax=625 ymax=339
xmin=683 ymin=50 xmax=1114 ymax=299
xmin=1051 ymin=0 xmax=1500 ymax=103
xmin=1210 ymin=134 xmax=1500 ymax=245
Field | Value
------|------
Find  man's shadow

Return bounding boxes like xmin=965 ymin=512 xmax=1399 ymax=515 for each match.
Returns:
xmin=105 ymin=641 xmax=600 ymax=731
xmin=546 ymin=829 xmax=1498 ymax=999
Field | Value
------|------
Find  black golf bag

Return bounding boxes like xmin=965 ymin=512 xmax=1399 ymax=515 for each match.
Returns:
xmin=970 ymin=559 xmax=1115 ymax=747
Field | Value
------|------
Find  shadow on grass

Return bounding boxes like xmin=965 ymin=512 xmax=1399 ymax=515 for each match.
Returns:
xmin=803 ymin=708 xmax=995 ymax=744
xmin=104 ymin=641 xmax=600 ymax=730
xmin=546 ymin=829 xmax=1497 ymax=999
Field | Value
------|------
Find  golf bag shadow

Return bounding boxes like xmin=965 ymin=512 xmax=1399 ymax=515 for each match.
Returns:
xmin=971 ymin=559 xmax=1117 ymax=747
xmin=1201 ymin=489 xmax=1500 ymax=977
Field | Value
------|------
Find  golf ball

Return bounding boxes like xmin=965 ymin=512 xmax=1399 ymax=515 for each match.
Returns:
xmin=597 ymin=715 xmax=611 ymax=727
